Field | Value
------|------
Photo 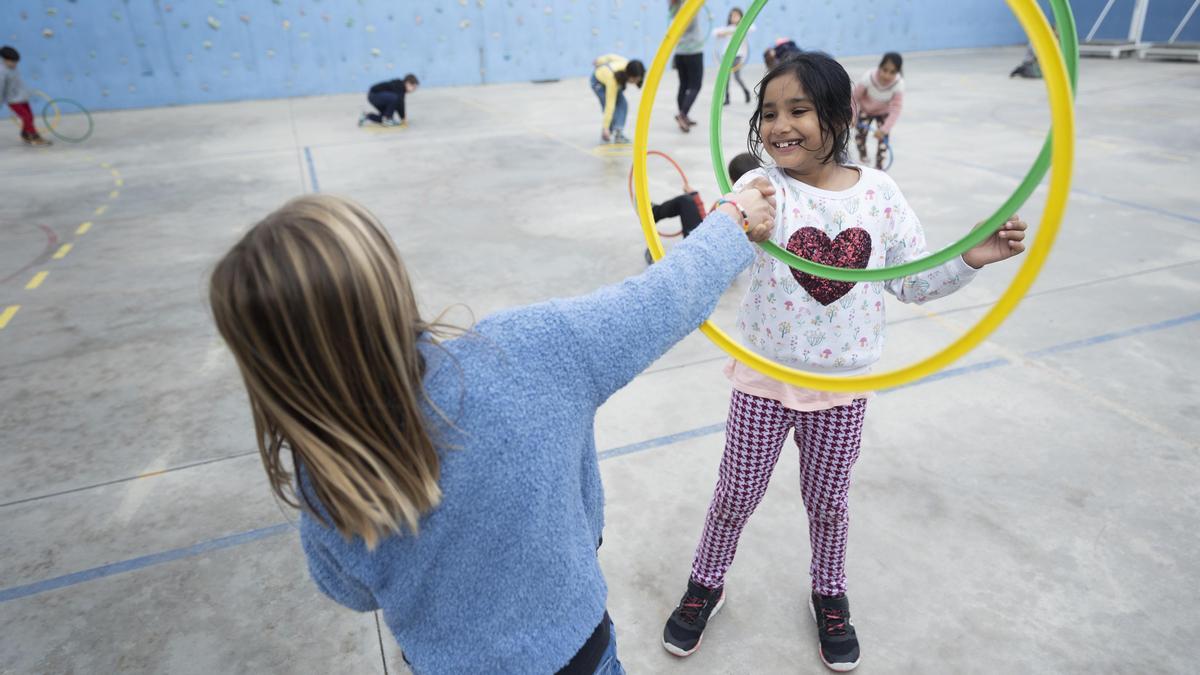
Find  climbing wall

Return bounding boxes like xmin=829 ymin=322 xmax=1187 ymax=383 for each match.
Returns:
xmin=1069 ymin=0 xmax=1200 ymax=43
xmin=5 ymin=0 xmax=1035 ymax=112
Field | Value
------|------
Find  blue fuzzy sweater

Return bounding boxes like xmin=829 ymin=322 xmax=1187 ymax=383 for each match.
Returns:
xmin=299 ymin=212 xmax=754 ymax=674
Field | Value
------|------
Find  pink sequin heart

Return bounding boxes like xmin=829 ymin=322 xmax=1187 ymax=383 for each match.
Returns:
xmin=786 ymin=227 xmax=872 ymax=305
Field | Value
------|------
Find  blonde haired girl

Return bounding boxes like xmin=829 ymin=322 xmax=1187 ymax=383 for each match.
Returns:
xmin=210 ymin=187 xmax=776 ymax=674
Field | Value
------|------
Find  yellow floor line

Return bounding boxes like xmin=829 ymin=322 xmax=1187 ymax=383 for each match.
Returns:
xmin=25 ymin=271 xmax=48 ymax=290
xmin=0 ymin=305 xmax=19 ymax=329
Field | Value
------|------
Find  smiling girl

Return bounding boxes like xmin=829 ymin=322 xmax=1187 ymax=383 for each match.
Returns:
xmin=661 ymin=51 xmax=1028 ymax=672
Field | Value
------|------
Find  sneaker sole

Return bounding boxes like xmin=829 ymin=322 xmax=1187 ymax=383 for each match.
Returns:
xmin=808 ymin=596 xmax=860 ymax=672
xmin=662 ymin=590 xmax=726 ymax=657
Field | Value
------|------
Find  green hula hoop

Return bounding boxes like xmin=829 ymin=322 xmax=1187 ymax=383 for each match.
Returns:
xmin=43 ymin=98 xmax=94 ymax=144
xmin=710 ymin=0 xmax=1078 ymax=282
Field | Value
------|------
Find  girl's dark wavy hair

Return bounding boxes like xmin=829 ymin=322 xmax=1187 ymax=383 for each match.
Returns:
xmin=747 ymin=50 xmax=854 ymax=166
xmin=616 ymin=60 xmax=646 ymax=89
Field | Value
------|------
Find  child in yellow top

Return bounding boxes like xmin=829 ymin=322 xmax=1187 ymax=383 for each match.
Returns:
xmin=591 ymin=55 xmax=645 ymax=144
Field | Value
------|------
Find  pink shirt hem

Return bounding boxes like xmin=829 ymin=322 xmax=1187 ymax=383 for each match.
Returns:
xmin=724 ymin=359 xmax=873 ymax=412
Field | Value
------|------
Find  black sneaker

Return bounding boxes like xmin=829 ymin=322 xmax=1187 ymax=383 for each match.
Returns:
xmin=662 ymin=580 xmax=725 ymax=657
xmin=809 ymin=592 xmax=860 ymax=671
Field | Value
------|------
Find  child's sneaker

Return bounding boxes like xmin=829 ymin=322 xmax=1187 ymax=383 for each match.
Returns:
xmin=662 ymin=580 xmax=725 ymax=657
xmin=24 ymin=134 xmax=51 ymax=147
xmin=611 ymin=130 xmax=631 ymax=144
xmin=809 ymin=592 xmax=860 ymax=672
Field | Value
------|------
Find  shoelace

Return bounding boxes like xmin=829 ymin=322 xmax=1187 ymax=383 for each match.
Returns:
xmin=821 ymin=607 xmax=848 ymax=636
xmin=678 ymin=595 xmax=707 ymax=624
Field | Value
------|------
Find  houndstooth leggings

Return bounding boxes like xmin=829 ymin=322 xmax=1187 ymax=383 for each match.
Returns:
xmin=691 ymin=390 xmax=868 ymax=596
xmin=855 ymin=112 xmax=890 ymax=170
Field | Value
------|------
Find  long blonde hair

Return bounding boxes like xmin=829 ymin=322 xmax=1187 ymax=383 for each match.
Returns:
xmin=210 ymin=194 xmax=441 ymax=548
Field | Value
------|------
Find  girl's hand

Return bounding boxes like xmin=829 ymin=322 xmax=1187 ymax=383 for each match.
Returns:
xmin=962 ymin=214 xmax=1028 ymax=269
xmin=717 ymin=177 xmax=777 ymax=243
xmin=874 ymin=129 xmax=885 ymax=140
xmin=601 ymin=128 xmax=612 ymax=142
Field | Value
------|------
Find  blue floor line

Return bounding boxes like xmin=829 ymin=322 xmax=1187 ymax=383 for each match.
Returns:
xmin=304 ymin=146 xmax=319 ymax=193
xmin=934 ymin=155 xmax=1200 ymax=226
xmin=2 ymin=309 xmax=1197 ymax=604
xmin=0 ymin=523 xmax=292 ymax=603
xmin=1025 ymin=312 xmax=1200 ymax=358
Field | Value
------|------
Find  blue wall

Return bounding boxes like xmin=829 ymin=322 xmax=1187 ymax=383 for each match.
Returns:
xmin=1071 ymin=0 xmax=1200 ymax=42
xmin=4 ymin=0 xmax=1072 ymax=112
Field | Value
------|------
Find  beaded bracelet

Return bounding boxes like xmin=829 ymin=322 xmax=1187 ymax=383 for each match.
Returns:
xmin=713 ymin=197 xmax=750 ymax=231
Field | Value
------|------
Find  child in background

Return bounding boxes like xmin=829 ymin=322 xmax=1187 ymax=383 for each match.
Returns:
xmin=712 ymin=8 xmax=756 ymax=105
xmin=644 ymin=153 xmax=761 ymax=264
xmin=763 ymin=38 xmax=802 ymax=69
xmin=661 ymin=51 xmax=1028 ymax=672
xmin=1 ymin=46 xmax=50 ymax=146
xmin=669 ymin=0 xmax=706 ymax=132
xmin=852 ymin=52 xmax=904 ymax=170
xmin=592 ymin=55 xmax=645 ymax=144
xmin=359 ymin=74 xmax=419 ymax=128
xmin=1010 ymin=45 xmax=1042 ymax=78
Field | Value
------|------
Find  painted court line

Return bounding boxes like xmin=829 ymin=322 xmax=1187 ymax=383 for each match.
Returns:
xmin=52 ymin=243 xmax=72 ymax=260
xmin=0 ymin=524 xmax=292 ymax=603
xmin=0 ymin=310 xmax=1197 ymax=603
xmin=0 ymin=451 xmax=259 ymax=510
xmin=76 ymin=221 xmax=93 ymax=235
xmin=936 ymin=155 xmax=1200 ymax=226
xmin=0 ymin=305 xmax=19 ymax=329
xmin=304 ymin=146 xmax=320 ymax=193
xmin=1026 ymin=312 xmax=1200 ymax=358
xmin=25 ymin=271 xmax=48 ymax=290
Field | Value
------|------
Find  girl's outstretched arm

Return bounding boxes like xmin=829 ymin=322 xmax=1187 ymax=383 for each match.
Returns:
xmin=550 ymin=212 xmax=754 ymax=405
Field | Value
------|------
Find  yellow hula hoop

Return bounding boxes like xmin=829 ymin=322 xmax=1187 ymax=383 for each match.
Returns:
xmin=633 ymin=0 xmax=1074 ymax=392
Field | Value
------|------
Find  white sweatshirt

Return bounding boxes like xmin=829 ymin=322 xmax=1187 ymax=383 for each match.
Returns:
xmin=732 ymin=166 xmax=977 ymax=375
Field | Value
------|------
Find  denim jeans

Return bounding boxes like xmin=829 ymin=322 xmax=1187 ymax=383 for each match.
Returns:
xmin=593 ymin=616 xmax=625 ymax=675
xmin=590 ymin=75 xmax=627 ymax=132
xmin=367 ymin=90 xmax=400 ymax=123
xmin=402 ymin=615 xmax=626 ymax=674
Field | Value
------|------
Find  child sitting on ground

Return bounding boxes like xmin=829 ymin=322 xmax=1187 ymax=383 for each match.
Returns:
xmin=359 ymin=74 xmax=419 ymax=128
xmin=644 ymin=153 xmax=761 ymax=264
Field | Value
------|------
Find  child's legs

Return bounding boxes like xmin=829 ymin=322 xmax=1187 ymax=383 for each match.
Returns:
xmin=681 ymin=55 xmax=704 ymax=116
xmin=367 ymin=91 xmax=399 ymax=122
xmin=595 ymin=613 xmax=626 ymax=675
xmin=654 ymin=194 xmax=702 ymax=236
xmin=652 ymin=195 xmax=683 ymax=222
xmin=9 ymin=102 xmax=36 ymax=136
xmin=590 ymin=75 xmax=607 ymax=111
xmin=677 ymin=193 xmax=702 ymax=237
xmin=875 ymin=115 xmax=890 ymax=168
xmin=732 ymin=60 xmax=750 ymax=96
xmin=691 ymin=389 xmax=794 ymax=589
xmin=794 ymin=399 xmax=867 ymax=596
xmin=854 ymin=113 xmax=871 ymax=160
xmin=611 ymin=91 xmax=628 ymax=131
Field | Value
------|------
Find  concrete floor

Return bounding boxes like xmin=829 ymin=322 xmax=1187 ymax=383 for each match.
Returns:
xmin=1 ymin=46 xmax=1198 ymax=674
